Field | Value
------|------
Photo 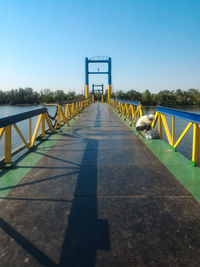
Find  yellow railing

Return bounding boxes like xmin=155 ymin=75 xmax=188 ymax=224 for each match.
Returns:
xmin=152 ymin=106 xmax=200 ymax=166
xmin=53 ymin=99 xmax=90 ymax=128
xmin=109 ymin=98 xmax=143 ymax=124
xmin=0 ymin=99 xmax=90 ymax=165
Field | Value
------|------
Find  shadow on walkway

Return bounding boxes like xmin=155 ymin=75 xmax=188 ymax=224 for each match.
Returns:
xmin=58 ymin=139 xmax=110 ymax=266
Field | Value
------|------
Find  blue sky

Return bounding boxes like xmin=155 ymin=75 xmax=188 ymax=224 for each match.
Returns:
xmin=0 ymin=0 xmax=200 ymax=93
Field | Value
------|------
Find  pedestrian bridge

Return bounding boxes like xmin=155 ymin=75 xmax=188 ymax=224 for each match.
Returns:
xmin=0 ymin=102 xmax=200 ymax=266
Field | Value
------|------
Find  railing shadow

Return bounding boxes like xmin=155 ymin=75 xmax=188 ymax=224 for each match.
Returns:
xmin=0 ymin=217 xmax=57 ymax=267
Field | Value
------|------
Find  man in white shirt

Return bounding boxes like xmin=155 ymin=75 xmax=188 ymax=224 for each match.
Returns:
xmin=136 ymin=114 xmax=155 ymax=131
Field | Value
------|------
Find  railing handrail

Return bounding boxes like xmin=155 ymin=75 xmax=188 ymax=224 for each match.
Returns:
xmin=58 ymin=98 xmax=87 ymax=106
xmin=0 ymin=108 xmax=47 ymax=128
xmin=110 ymin=98 xmax=140 ymax=106
xmin=157 ymin=106 xmax=200 ymax=124
xmin=0 ymin=99 xmax=90 ymax=165
xmin=43 ymin=98 xmax=87 ymax=106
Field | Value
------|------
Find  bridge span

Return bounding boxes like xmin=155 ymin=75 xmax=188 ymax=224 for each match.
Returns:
xmin=0 ymin=103 xmax=200 ymax=266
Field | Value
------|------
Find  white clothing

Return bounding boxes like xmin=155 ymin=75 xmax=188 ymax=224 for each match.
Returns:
xmin=136 ymin=115 xmax=154 ymax=128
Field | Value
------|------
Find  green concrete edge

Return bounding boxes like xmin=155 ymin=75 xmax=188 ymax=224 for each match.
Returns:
xmin=0 ymin=113 xmax=84 ymax=201
xmin=110 ymin=106 xmax=200 ymax=204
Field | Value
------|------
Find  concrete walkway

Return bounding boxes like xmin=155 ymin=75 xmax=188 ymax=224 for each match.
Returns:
xmin=0 ymin=103 xmax=200 ymax=266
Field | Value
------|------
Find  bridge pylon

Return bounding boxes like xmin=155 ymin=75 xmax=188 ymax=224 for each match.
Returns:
xmin=85 ymin=56 xmax=112 ymax=102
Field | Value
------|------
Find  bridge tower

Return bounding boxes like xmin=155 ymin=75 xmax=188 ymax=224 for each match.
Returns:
xmin=92 ymin=84 xmax=104 ymax=103
xmin=85 ymin=57 xmax=112 ymax=102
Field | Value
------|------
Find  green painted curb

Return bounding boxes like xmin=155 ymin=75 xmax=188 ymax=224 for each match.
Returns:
xmin=0 ymin=115 xmax=82 ymax=201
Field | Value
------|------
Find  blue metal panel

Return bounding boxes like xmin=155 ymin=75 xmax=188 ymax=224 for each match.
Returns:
xmin=88 ymin=72 xmax=108 ymax=74
xmin=108 ymin=57 xmax=112 ymax=85
xmin=85 ymin=57 xmax=89 ymax=85
xmin=157 ymin=106 xmax=200 ymax=124
xmin=0 ymin=108 xmax=47 ymax=128
xmin=92 ymin=84 xmax=104 ymax=95
xmin=110 ymin=98 xmax=140 ymax=106
xmin=85 ymin=57 xmax=112 ymax=94
xmin=88 ymin=60 xmax=109 ymax=63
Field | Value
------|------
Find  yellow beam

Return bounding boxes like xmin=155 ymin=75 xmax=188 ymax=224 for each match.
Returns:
xmin=85 ymin=85 xmax=88 ymax=99
xmin=172 ymin=116 xmax=175 ymax=146
xmin=151 ymin=112 xmax=158 ymax=129
xmin=5 ymin=125 xmax=11 ymax=163
xmin=139 ymin=104 xmax=142 ymax=117
xmin=30 ymin=114 xmax=42 ymax=147
xmin=41 ymin=114 xmax=45 ymax=137
xmin=131 ymin=108 xmax=139 ymax=125
xmin=59 ymin=106 xmax=68 ymax=125
xmin=13 ymin=124 xmax=29 ymax=149
xmin=158 ymin=114 xmax=163 ymax=139
xmin=58 ymin=106 xmax=62 ymax=128
xmin=0 ymin=127 xmax=5 ymax=141
xmin=108 ymin=84 xmax=111 ymax=102
xmin=174 ymin=122 xmax=192 ymax=149
xmin=192 ymin=123 xmax=200 ymax=166
xmin=44 ymin=113 xmax=55 ymax=132
xmin=161 ymin=114 xmax=173 ymax=145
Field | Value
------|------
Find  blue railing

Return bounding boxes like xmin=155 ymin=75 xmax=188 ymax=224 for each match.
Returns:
xmin=153 ymin=106 xmax=200 ymax=166
xmin=110 ymin=98 xmax=140 ymax=106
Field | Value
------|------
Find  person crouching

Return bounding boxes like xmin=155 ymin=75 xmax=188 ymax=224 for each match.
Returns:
xmin=136 ymin=114 xmax=155 ymax=131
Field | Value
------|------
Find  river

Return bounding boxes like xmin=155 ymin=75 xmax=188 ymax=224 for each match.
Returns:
xmin=0 ymin=104 xmax=200 ymax=164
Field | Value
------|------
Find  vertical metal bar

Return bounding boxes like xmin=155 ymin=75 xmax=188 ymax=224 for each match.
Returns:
xmin=158 ymin=113 xmax=163 ymax=139
xmin=58 ymin=106 xmax=61 ymax=128
xmin=172 ymin=116 xmax=175 ymax=146
xmin=5 ymin=125 xmax=11 ymax=163
xmin=139 ymin=104 xmax=142 ymax=117
xmin=29 ymin=118 xmax=32 ymax=148
xmin=108 ymin=57 xmax=112 ymax=103
xmin=85 ymin=57 xmax=89 ymax=99
xmin=76 ymin=102 xmax=78 ymax=115
xmin=66 ymin=104 xmax=69 ymax=121
xmin=41 ymin=114 xmax=45 ymax=137
xmin=192 ymin=123 xmax=200 ymax=166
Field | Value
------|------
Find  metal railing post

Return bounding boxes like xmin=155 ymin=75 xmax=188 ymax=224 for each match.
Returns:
xmin=158 ymin=113 xmax=163 ymax=139
xmin=192 ymin=123 xmax=200 ymax=166
xmin=5 ymin=126 xmax=11 ymax=163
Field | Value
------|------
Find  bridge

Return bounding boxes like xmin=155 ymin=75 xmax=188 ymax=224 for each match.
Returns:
xmin=0 ymin=101 xmax=200 ymax=266
xmin=0 ymin=58 xmax=200 ymax=266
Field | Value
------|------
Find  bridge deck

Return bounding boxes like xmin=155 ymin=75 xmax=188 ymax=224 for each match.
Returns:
xmin=0 ymin=103 xmax=200 ymax=266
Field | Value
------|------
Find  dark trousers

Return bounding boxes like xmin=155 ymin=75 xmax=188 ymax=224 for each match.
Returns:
xmin=136 ymin=125 xmax=151 ymax=131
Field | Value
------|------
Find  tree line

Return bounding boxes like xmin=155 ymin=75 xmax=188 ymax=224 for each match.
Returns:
xmin=0 ymin=88 xmax=84 ymax=105
xmin=0 ymin=87 xmax=199 ymax=106
xmin=112 ymin=88 xmax=200 ymax=106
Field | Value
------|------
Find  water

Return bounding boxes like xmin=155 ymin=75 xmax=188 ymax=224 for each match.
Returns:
xmin=0 ymin=105 xmax=200 ymax=163
xmin=0 ymin=105 xmax=57 ymax=160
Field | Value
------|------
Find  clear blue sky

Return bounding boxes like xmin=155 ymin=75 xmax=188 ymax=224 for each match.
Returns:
xmin=0 ymin=0 xmax=200 ymax=93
